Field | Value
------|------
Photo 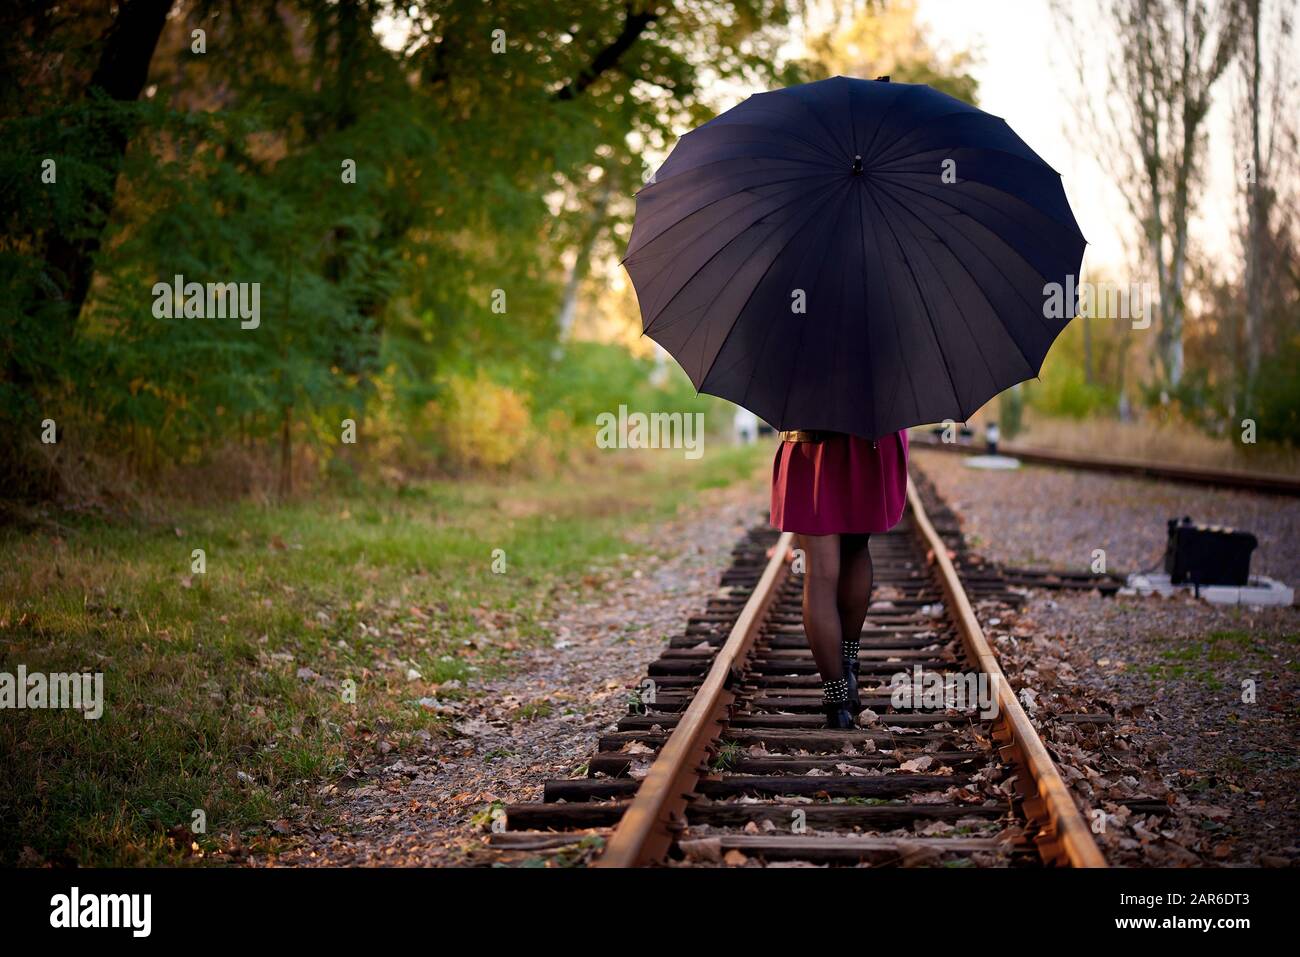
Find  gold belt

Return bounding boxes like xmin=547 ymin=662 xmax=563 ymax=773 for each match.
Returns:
xmin=780 ymin=429 xmax=879 ymax=448
xmin=779 ymin=430 xmax=837 ymax=443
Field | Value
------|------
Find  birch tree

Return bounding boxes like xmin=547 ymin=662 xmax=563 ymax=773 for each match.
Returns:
xmin=1053 ymin=0 xmax=1243 ymax=388
xmin=1236 ymin=0 xmax=1296 ymax=407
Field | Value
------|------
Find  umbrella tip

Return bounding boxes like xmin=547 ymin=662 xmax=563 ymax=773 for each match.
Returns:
xmin=852 ymin=154 xmax=863 ymax=174
xmin=875 ymin=75 xmax=890 ymax=82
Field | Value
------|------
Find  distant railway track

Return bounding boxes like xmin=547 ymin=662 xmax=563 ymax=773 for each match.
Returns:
xmin=908 ymin=433 xmax=1300 ymax=496
xmin=914 ymin=472 xmax=1129 ymax=597
xmin=491 ymin=476 xmax=1107 ymax=868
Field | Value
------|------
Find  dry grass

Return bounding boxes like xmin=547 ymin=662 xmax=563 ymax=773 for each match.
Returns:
xmin=1009 ymin=411 xmax=1300 ymax=476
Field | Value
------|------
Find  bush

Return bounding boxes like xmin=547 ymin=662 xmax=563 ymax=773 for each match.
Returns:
xmin=999 ymin=384 xmax=1025 ymax=438
xmin=527 ymin=341 xmax=734 ymax=438
xmin=1253 ymin=337 xmax=1300 ymax=445
xmin=432 ymin=372 xmax=532 ymax=471
xmin=1025 ymin=362 xmax=1114 ymax=419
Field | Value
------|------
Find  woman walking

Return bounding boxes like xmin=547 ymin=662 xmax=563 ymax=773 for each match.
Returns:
xmin=770 ymin=430 xmax=909 ymax=728
xmin=624 ymin=75 xmax=1083 ymax=723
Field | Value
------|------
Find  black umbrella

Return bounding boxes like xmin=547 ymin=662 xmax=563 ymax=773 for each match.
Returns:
xmin=622 ymin=75 xmax=1086 ymax=439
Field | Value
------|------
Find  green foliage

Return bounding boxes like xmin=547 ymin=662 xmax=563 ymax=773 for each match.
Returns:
xmin=528 ymin=341 xmax=720 ymax=428
xmin=416 ymin=343 xmax=736 ymax=472
xmin=1142 ymin=367 xmax=1228 ymax=434
xmin=810 ymin=0 xmax=980 ymax=104
xmin=0 ymin=449 xmax=765 ymax=865
xmin=2 ymin=1 xmax=806 ymax=495
xmin=1253 ymin=336 xmax=1300 ymax=445
xmin=885 ymin=60 xmax=980 ymax=105
xmin=1030 ymin=365 xmax=1115 ymax=420
xmin=86 ymin=104 xmax=403 ymax=458
xmin=998 ymin=384 xmax=1025 ymax=438
xmin=0 ymin=97 xmax=158 ymax=416
xmin=1025 ymin=322 xmax=1117 ymax=420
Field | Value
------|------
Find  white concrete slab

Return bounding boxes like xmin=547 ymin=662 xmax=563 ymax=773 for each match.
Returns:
xmin=1122 ymin=572 xmax=1294 ymax=607
xmin=964 ymin=455 xmax=1021 ymax=470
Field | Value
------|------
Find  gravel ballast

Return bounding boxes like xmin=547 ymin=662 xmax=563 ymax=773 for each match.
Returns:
xmin=914 ymin=450 xmax=1299 ymax=866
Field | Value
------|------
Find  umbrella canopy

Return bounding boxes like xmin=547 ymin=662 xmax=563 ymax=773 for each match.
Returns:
xmin=622 ymin=75 xmax=1086 ymax=439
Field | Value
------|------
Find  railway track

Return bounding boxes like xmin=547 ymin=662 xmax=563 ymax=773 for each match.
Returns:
xmin=916 ymin=471 xmax=1128 ymax=596
xmin=492 ymin=476 xmax=1107 ymax=868
xmin=909 ymin=433 xmax=1300 ymax=496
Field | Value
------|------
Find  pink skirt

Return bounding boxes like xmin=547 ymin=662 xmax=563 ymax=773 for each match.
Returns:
xmin=770 ymin=431 xmax=909 ymax=535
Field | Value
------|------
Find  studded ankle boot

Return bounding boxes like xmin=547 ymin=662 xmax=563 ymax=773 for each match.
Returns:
xmin=842 ymin=637 xmax=862 ymax=713
xmin=821 ymin=676 xmax=854 ymax=729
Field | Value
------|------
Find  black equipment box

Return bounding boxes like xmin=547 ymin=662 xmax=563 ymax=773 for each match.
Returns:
xmin=1164 ymin=517 xmax=1257 ymax=587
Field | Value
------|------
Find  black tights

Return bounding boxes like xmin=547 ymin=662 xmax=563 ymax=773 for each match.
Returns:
xmin=797 ymin=533 xmax=874 ymax=684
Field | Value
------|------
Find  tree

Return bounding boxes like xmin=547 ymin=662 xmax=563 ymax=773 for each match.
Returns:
xmin=1235 ymin=0 xmax=1296 ymax=408
xmin=16 ymin=0 xmax=175 ymax=336
xmin=809 ymin=0 xmax=980 ymax=104
xmin=1052 ymin=0 xmax=1244 ymax=389
xmin=2 ymin=0 xmax=808 ymax=497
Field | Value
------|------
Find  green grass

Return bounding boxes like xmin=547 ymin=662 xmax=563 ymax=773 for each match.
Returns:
xmin=1137 ymin=629 xmax=1299 ymax=690
xmin=512 ymin=701 xmax=554 ymax=721
xmin=711 ymin=740 xmax=744 ymax=773
xmin=0 ymin=442 xmax=767 ymax=865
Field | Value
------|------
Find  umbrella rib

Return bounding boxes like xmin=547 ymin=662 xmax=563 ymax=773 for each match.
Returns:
xmin=626 ymin=168 xmax=840 ymax=266
xmin=841 ymin=76 xmax=858 ymax=155
xmin=774 ymin=88 xmax=854 ymax=165
xmin=873 ymin=174 xmax=1086 ymax=295
xmin=831 ymin=75 xmax=858 ymax=159
xmin=876 ymin=122 xmax=1063 ymax=192
xmin=869 ymin=109 xmax=998 ymax=168
xmin=880 ymin=191 xmax=1012 ymax=406
xmin=859 ymin=84 xmax=929 ymax=166
xmin=872 ymin=160 xmax=1084 ymax=237
xmin=655 ymin=139 xmax=837 ymax=180
xmin=772 ymin=185 xmax=856 ymax=429
xmin=636 ymin=155 xmax=839 ymax=200
xmin=869 ymin=174 xmax=1073 ymax=312
xmin=631 ymin=174 xmax=832 ymax=289
xmin=691 ymin=117 xmax=846 ymax=167
xmin=852 ymin=182 xmax=876 ymax=436
xmin=864 ymin=181 xmax=965 ymax=417
xmin=875 ymin=144 xmax=1059 ymax=178
xmin=708 ymin=177 xmax=858 ymax=411
xmin=680 ymin=178 xmax=851 ymax=387
xmin=873 ymin=185 xmax=1043 ymax=381
xmin=640 ymin=177 xmax=845 ymax=337
xmin=821 ymin=173 xmax=864 ymax=430
xmin=639 ymin=179 xmax=840 ymax=332
xmin=860 ymin=184 xmax=917 ymax=431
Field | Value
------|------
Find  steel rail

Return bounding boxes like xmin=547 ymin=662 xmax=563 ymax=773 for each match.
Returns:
xmin=906 ymin=477 xmax=1108 ymax=867
xmin=592 ymin=481 xmax=1107 ymax=868
xmin=593 ymin=530 xmax=796 ymax=867
xmin=909 ymin=434 xmax=1300 ymax=496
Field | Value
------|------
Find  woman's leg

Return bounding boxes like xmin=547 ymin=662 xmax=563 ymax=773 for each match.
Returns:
xmin=797 ymin=533 xmax=843 ymax=679
xmin=837 ymin=533 xmax=874 ymax=707
xmin=796 ymin=533 xmax=853 ymax=726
